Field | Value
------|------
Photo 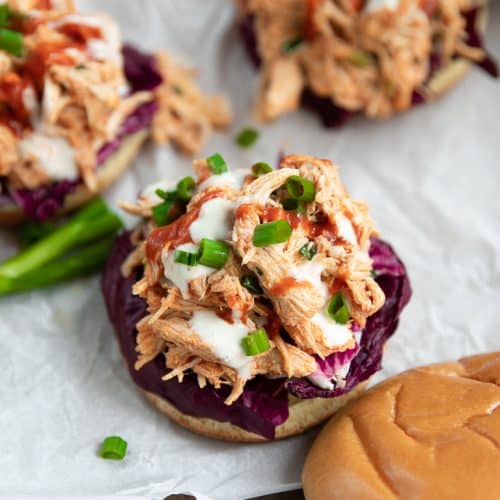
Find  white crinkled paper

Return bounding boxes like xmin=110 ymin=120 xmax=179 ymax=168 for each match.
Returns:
xmin=0 ymin=1 xmax=499 ymax=498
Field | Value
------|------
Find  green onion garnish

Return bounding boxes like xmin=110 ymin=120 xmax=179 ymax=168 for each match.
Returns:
xmin=174 ymin=249 xmax=199 ymax=267
xmin=0 ymin=5 xmax=11 ymax=28
xmin=198 ymin=239 xmax=230 ymax=269
xmin=152 ymin=200 xmax=173 ymax=226
xmin=241 ymin=328 xmax=271 ymax=356
xmin=99 ymin=436 xmax=128 ymax=460
xmin=206 ymin=153 xmax=228 ymax=175
xmin=252 ymin=162 xmax=273 ymax=177
xmin=282 ymin=36 xmax=303 ymax=54
xmin=348 ymin=50 xmax=374 ymax=68
xmin=155 ymin=188 xmax=177 ymax=201
xmin=253 ymin=220 xmax=292 ymax=247
xmin=240 ymin=275 xmax=263 ymax=295
xmin=0 ymin=28 xmax=23 ymax=57
xmin=282 ymin=198 xmax=299 ymax=211
xmin=299 ymin=242 xmax=317 ymax=261
xmin=236 ymin=127 xmax=259 ymax=148
xmin=286 ymin=175 xmax=316 ymax=202
xmin=327 ymin=292 xmax=350 ymax=325
xmin=176 ymin=176 xmax=195 ymax=202
xmin=75 ymin=63 xmax=87 ymax=70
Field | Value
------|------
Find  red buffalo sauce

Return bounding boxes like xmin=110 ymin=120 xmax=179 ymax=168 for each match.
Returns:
xmin=146 ymin=189 xmax=227 ymax=264
xmin=57 ymin=22 xmax=102 ymax=44
xmin=270 ymin=276 xmax=310 ymax=296
xmin=0 ymin=72 xmax=32 ymax=135
xmin=266 ymin=309 xmax=282 ymax=339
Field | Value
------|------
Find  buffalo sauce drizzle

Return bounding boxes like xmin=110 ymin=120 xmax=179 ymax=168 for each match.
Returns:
xmin=0 ymin=72 xmax=32 ymax=135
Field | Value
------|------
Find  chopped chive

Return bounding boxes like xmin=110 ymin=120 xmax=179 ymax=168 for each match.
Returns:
xmin=327 ymin=292 xmax=350 ymax=325
xmin=174 ymin=249 xmax=199 ymax=267
xmin=348 ymin=50 xmax=374 ymax=68
xmin=176 ymin=176 xmax=195 ymax=202
xmin=241 ymin=328 xmax=271 ymax=356
xmin=236 ymin=127 xmax=259 ymax=148
xmin=206 ymin=153 xmax=228 ymax=174
xmin=282 ymin=36 xmax=303 ymax=54
xmin=299 ymin=242 xmax=317 ymax=261
xmin=0 ymin=28 xmax=23 ymax=57
xmin=252 ymin=162 xmax=273 ymax=177
xmin=198 ymin=239 xmax=230 ymax=269
xmin=253 ymin=220 xmax=292 ymax=247
xmin=286 ymin=175 xmax=315 ymax=202
xmin=0 ymin=5 xmax=11 ymax=27
xmin=152 ymin=200 xmax=173 ymax=226
xmin=99 ymin=436 xmax=128 ymax=460
xmin=240 ymin=275 xmax=263 ymax=295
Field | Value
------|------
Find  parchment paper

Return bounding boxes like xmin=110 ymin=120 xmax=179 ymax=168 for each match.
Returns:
xmin=0 ymin=1 xmax=499 ymax=498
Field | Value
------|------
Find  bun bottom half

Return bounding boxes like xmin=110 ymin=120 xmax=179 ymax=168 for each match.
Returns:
xmin=142 ymin=381 xmax=369 ymax=443
xmin=0 ymin=129 xmax=148 ymax=226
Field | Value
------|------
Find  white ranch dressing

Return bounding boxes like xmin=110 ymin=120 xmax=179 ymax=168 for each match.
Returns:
xmin=161 ymin=243 xmax=214 ymax=298
xmin=141 ymin=180 xmax=176 ymax=204
xmin=198 ymin=169 xmax=249 ymax=192
xmin=290 ymin=258 xmax=329 ymax=301
xmin=307 ymin=373 xmax=335 ymax=391
xmin=335 ymin=214 xmax=358 ymax=245
xmin=19 ymin=133 xmax=78 ymax=181
xmin=189 ymin=198 xmax=236 ymax=243
xmin=188 ymin=310 xmax=253 ymax=378
xmin=312 ymin=310 xmax=353 ymax=349
xmin=364 ymin=0 xmax=399 ymax=12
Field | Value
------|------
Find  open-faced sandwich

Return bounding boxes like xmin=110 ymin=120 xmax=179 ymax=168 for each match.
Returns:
xmin=237 ymin=0 xmax=498 ymax=125
xmin=102 ymin=153 xmax=411 ymax=441
xmin=0 ymin=0 xmax=231 ymax=224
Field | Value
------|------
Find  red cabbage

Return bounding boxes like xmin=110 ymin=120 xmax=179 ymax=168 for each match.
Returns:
xmin=102 ymin=234 xmax=410 ymax=439
xmin=101 ymin=232 xmax=289 ymax=440
xmin=5 ymin=45 xmax=161 ymax=221
xmin=286 ymin=238 xmax=412 ymax=398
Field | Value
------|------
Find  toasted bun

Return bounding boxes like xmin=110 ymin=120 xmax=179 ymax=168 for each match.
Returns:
xmin=425 ymin=6 xmax=488 ymax=99
xmin=0 ymin=130 xmax=148 ymax=226
xmin=303 ymin=352 xmax=500 ymax=500
xmin=142 ymin=381 xmax=368 ymax=443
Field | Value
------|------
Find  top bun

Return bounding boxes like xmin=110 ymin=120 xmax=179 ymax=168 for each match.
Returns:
xmin=303 ymin=352 xmax=500 ymax=500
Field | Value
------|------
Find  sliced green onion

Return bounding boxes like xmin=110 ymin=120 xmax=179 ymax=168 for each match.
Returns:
xmin=198 ymin=239 xmax=230 ymax=269
xmin=99 ymin=436 xmax=128 ymax=460
xmin=155 ymin=188 xmax=177 ymax=201
xmin=236 ymin=127 xmax=259 ymax=148
xmin=0 ymin=28 xmax=23 ymax=57
xmin=252 ymin=162 xmax=273 ymax=177
xmin=327 ymin=292 xmax=350 ymax=325
xmin=174 ymin=249 xmax=199 ymax=267
xmin=282 ymin=198 xmax=299 ymax=211
xmin=0 ymin=5 xmax=11 ymax=27
xmin=240 ymin=275 xmax=263 ymax=295
xmin=18 ymin=220 xmax=57 ymax=247
xmin=176 ymin=176 xmax=195 ymax=202
xmin=286 ymin=175 xmax=316 ymax=202
xmin=253 ymin=220 xmax=292 ymax=247
xmin=282 ymin=36 xmax=303 ymax=54
xmin=348 ymin=50 xmax=374 ymax=68
xmin=241 ymin=328 xmax=271 ymax=356
xmin=152 ymin=200 xmax=173 ymax=226
xmin=206 ymin=153 xmax=228 ymax=175
xmin=75 ymin=63 xmax=87 ymax=70
xmin=299 ymin=242 xmax=317 ymax=261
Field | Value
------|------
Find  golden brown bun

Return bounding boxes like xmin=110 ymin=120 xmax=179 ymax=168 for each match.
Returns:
xmin=142 ymin=381 xmax=368 ymax=443
xmin=425 ymin=6 xmax=488 ymax=100
xmin=0 ymin=130 xmax=148 ymax=226
xmin=303 ymin=352 xmax=500 ymax=500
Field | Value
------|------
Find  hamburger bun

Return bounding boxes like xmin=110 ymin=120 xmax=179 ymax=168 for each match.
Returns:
xmin=142 ymin=381 xmax=369 ymax=443
xmin=0 ymin=129 xmax=148 ymax=226
xmin=303 ymin=352 xmax=500 ymax=500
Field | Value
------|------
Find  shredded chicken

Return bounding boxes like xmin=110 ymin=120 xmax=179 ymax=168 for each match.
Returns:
xmin=0 ymin=2 xmax=232 ymax=196
xmin=122 ymin=154 xmax=385 ymax=404
xmin=238 ymin=0 xmax=489 ymax=119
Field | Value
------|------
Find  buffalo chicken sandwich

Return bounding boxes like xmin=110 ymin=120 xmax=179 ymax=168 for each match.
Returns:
xmin=102 ymin=154 xmax=411 ymax=441
xmin=237 ymin=0 xmax=498 ymax=125
xmin=0 ymin=0 xmax=231 ymax=224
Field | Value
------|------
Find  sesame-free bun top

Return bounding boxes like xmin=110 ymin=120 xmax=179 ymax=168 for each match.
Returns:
xmin=303 ymin=352 xmax=500 ymax=500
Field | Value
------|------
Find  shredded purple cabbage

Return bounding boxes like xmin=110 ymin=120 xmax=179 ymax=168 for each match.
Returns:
xmin=102 ymin=234 xmax=410 ymax=439
xmin=5 ymin=45 xmax=162 ymax=222
xmin=286 ymin=238 xmax=412 ymax=398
